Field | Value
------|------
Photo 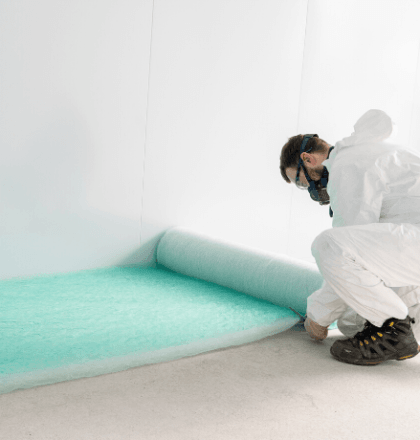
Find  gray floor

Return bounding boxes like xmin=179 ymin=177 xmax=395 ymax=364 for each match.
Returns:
xmin=2 ymin=328 xmax=420 ymax=440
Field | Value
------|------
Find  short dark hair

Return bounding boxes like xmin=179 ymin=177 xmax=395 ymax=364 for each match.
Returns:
xmin=279 ymin=134 xmax=329 ymax=183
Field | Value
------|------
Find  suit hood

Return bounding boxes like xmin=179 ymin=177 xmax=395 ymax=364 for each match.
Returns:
xmin=336 ymin=109 xmax=396 ymax=148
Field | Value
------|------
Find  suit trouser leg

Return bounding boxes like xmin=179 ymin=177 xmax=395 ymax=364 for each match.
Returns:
xmin=310 ymin=223 xmax=420 ymax=328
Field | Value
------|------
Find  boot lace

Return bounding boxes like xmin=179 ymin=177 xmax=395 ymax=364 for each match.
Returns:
xmin=351 ymin=320 xmax=400 ymax=352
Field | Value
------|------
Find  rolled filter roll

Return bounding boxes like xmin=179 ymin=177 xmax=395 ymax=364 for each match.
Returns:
xmin=157 ymin=227 xmax=324 ymax=317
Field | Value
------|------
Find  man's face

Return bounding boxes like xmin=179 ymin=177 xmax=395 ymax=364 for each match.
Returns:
xmin=285 ymin=162 xmax=330 ymax=205
xmin=286 ymin=167 xmax=309 ymax=188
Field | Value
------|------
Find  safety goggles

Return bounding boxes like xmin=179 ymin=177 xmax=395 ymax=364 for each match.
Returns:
xmin=295 ymin=173 xmax=309 ymax=190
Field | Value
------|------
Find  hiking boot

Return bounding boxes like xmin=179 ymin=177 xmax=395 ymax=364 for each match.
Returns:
xmin=330 ymin=316 xmax=419 ymax=366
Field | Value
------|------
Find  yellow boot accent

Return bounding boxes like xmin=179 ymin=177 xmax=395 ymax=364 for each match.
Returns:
xmin=398 ymin=354 xmax=415 ymax=360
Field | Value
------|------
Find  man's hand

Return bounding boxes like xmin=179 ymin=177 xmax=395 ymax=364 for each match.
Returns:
xmin=304 ymin=317 xmax=328 ymax=341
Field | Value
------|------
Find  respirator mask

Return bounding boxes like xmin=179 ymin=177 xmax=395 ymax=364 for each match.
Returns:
xmin=295 ymin=134 xmax=335 ymax=218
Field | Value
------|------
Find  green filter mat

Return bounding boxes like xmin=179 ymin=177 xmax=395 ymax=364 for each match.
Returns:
xmin=1 ymin=267 xmax=300 ymax=395
xmin=1 ymin=227 xmax=335 ymax=395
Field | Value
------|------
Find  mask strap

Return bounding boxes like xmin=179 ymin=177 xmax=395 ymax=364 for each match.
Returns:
xmin=296 ymin=134 xmax=317 ymax=185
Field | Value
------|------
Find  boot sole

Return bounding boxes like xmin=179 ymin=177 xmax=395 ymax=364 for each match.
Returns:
xmin=330 ymin=345 xmax=419 ymax=366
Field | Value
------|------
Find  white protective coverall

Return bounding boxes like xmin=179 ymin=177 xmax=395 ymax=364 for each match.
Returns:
xmin=307 ymin=109 xmax=420 ymax=342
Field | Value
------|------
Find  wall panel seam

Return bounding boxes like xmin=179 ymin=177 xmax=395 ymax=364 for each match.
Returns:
xmin=140 ymin=0 xmax=156 ymax=247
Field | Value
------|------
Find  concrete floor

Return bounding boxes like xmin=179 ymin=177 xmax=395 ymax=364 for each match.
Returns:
xmin=1 ymin=328 xmax=420 ymax=440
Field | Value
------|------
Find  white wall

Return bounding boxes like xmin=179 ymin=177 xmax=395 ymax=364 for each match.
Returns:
xmin=1 ymin=0 xmax=420 ymax=280
xmin=141 ymin=0 xmax=308 ymax=263
xmin=0 ymin=0 xmax=153 ymax=279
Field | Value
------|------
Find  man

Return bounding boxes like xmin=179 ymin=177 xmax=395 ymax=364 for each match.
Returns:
xmin=279 ymin=109 xmax=420 ymax=366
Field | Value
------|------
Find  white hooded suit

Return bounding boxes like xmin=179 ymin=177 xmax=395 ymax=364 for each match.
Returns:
xmin=307 ymin=109 xmax=420 ymax=341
